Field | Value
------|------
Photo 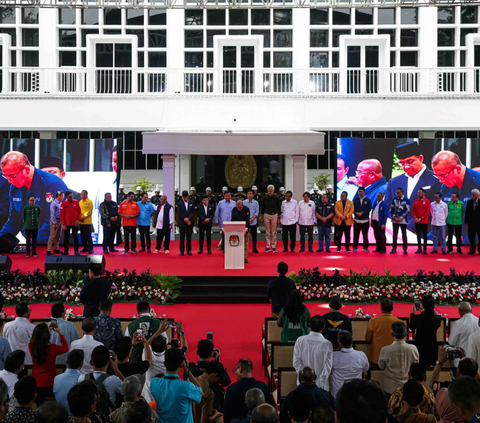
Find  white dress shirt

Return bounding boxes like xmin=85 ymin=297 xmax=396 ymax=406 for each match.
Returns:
xmin=371 ymin=201 xmax=381 ymax=222
xmin=281 ymin=199 xmax=299 ymax=226
xmin=449 ymin=313 xmax=480 ymax=350
xmin=406 ymin=165 xmax=427 ymax=199
xmin=3 ymin=317 xmax=35 ymax=365
xmin=293 ymin=332 xmax=333 ymax=391
xmin=142 ymin=346 xmax=166 ymax=402
xmin=467 ymin=331 xmax=480 ymax=366
xmin=155 ymin=204 xmax=174 ymax=230
xmin=430 ymin=200 xmax=448 ymax=226
xmin=298 ymin=200 xmax=316 ymax=226
xmin=331 ymin=348 xmax=370 ymax=397
xmin=0 ymin=370 xmax=18 ymax=405
xmin=69 ymin=335 xmax=104 ymax=374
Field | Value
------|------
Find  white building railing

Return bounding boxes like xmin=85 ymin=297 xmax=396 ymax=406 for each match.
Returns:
xmin=1 ymin=67 xmax=480 ymax=97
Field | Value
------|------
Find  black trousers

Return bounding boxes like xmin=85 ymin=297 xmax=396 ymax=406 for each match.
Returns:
xmin=198 ymin=222 xmax=212 ymax=252
xmin=335 ymin=223 xmax=351 ymax=250
xmin=249 ymin=224 xmax=258 ymax=250
xmin=415 ymin=223 xmax=428 ymax=250
xmin=468 ymin=224 xmax=480 ymax=253
xmin=124 ymin=226 xmax=137 ymax=252
xmin=371 ymin=220 xmax=386 ymax=252
xmin=447 ymin=224 xmax=462 ymax=252
xmin=80 ymin=224 xmax=93 ymax=251
xmin=25 ymin=228 xmax=38 ymax=255
xmin=103 ymin=225 xmax=117 ymax=251
xmin=138 ymin=225 xmax=151 ymax=250
xmin=299 ymin=225 xmax=313 ymax=250
xmin=392 ymin=223 xmax=408 ymax=251
xmin=282 ymin=224 xmax=296 ymax=251
xmin=179 ymin=226 xmax=193 ymax=253
xmin=156 ymin=228 xmax=170 ymax=251
xmin=353 ymin=221 xmax=369 ymax=249
xmin=64 ymin=225 xmax=79 ymax=253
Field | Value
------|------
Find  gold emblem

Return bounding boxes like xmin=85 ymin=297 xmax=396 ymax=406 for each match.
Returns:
xmin=225 ymin=155 xmax=257 ymax=189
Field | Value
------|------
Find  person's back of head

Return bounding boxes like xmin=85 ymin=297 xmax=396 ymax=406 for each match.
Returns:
xmin=151 ymin=336 xmax=167 ymax=354
xmin=235 ymin=358 xmax=253 ymax=379
xmin=99 ymin=300 xmax=113 ymax=314
xmin=298 ymin=367 xmax=316 ymax=385
xmin=136 ymin=301 xmax=150 ymax=315
xmin=121 ymin=375 xmax=144 ymax=403
xmin=245 ymin=388 xmax=265 ymax=412
xmin=0 ymin=379 xmax=7 ymax=421
xmin=66 ymin=350 xmax=84 ymax=371
xmin=380 ymin=298 xmax=394 ymax=314
xmin=34 ymin=402 xmax=68 ymax=423
xmin=336 ymin=379 xmax=388 ymax=423
xmin=458 ymin=301 xmax=472 ymax=316
xmin=420 ymin=295 xmax=435 ymax=315
xmin=448 ymin=376 xmax=480 ymax=422
xmin=114 ymin=336 xmax=133 ymax=361
xmin=165 ymin=348 xmax=185 ymax=373
xmin=408 ymin=363 xmax=426 ymax=383
xmin=204 ymin=360 xmax=225 ymax=380
xmin=14 ymin=375 xmax=36 ymax=406
xmin=89 ymin=263 xmax=103 ymax=277
xmin=126 ymin=400 xmax=152 ymax=423
xmin=312 ymin=406 xmax=334 ymax=423
xmin=458 ymin=357 xmax=479 ymax=378
xmin=391 ymin=321 xmax=407 ymax=340
xmin=277 ymin=262 xmax=288 ymax=276
xmin=67 ymin=381 xmax=99 ymax=419
xmin=197 ymin=339 xmax=214 ymax=360
xmin=51 ymin=303 xmax=65 ymax=319
xmin=287 ymin=391 xmax=311 ymax=423
xmin=90 ymin=346 xmax=110 ymax=370
xmin=82 ymin=317 xmax=96 ymax=335
xmin=329 ymin=296 xmax=342 ymax=311
xmin=337 ymin=330 xmax=352 ymax=349
xmin=5 ymin=350 xmax=26 ymax=373
xmin=402 ymin=380 xmax=424 ymax=409
xmin=15 ymin=302 xmax=29 ymax=318
xmin=309 ymin=315 xmax=325 ymax=333
xmin=251 ymin=404 xmax=279 ymax=423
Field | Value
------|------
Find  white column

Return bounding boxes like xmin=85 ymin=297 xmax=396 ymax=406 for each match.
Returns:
xmin=39 ymin=9 xmax=57 ymax=93
xmin=166 ymin=9 xmax=184 ymax=94
xmin=179 ymin=154 xmax=191 ymax=193
xmin=418 ymin=7 xmax=438 ymax=94
xmin=292 ymin=9 xmax=310 ymax=93
xmin=292 ymin=155 xmax=307 ymax=203
xmin=285 ymin=155 xmax=294 ymax=192
xmin=162 ymin=154 xmax=176 ymax=239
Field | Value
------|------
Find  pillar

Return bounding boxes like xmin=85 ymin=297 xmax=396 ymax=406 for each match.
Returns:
xmin=179 ymin=154 xmax=191 ymax=193
xmin=285 ymin=155 xmax=294 ymax=192
xmin=162 ymin=154 xmax=176 ymax=239
xmin=292 ymin=155 xmax=307 ymax=203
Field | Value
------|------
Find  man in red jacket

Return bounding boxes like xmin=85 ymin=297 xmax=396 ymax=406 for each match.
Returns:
xmin=60 ymin=190 xmax=82 ymax=256
xmin=412 ymin=188 xmax=431 ymax=255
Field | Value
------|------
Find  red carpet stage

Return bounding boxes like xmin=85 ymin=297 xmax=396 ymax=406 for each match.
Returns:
xmin=9 ymin=241 xmax=478 ymax=276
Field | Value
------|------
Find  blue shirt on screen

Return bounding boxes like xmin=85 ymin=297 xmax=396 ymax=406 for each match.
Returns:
xmin=53 ymin=368 xmax=81 ymax=414
xmin=0 ymin=337 xmax=11 ymax=370
xmin=137 ymin=201 xmax=155 ymax=226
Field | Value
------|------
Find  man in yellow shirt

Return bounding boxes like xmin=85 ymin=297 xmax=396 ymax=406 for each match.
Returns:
xmin=79 ymin=189 xmax=94 ymax=254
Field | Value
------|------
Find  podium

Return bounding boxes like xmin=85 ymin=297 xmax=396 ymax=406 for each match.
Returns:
xmin=223 ymin=221 xmax=246 ymax=270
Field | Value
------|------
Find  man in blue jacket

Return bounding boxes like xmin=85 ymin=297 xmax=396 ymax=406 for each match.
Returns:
xmin=371 ymin=192 xmax=388 ymax=254
xmin=389 ymin=187 xmax=411 ymax=254
xmin=352 ymin=187 xmax=372 ymax=253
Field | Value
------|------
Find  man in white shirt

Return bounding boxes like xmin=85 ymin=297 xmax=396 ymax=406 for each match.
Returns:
xmin=69 ymin=317 xmax=103 ymax=374
xmin=3 ymin=303 xmax=35 ymax=365
xmin=378 ymin=322 xmax=419 ymax=395
xmin=141 ymin=334 xmax=167 ymax=402
xmin=280 ymin=191 xmax=298 ymax=253
xmin=430 ymin=192 xmax=449 ymax=255
xmin=293 ymin=315 xmax=333 ymax=391
xmin=467 ymin=318 xmax=480 ymax=373
xmin=298 ymin=192 xmax=316 ymax=253
xmin=0 ymin=350 xmax=25 ymax=407
xmin=331 ymin=330 xmax=369 ymax=397
xmin=153 ymin=195 xmax=174 ymax=254
xmin=449 ymin=302 xmax=480 ymax=351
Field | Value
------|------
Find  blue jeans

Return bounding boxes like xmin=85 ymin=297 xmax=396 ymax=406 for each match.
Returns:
xmin=318 ymin=226 xmax=331 ymax=250
xmin=432 ymin=225 xmax=446 ymax=252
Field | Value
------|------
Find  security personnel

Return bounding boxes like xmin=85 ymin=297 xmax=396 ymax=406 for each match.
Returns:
xmin=174 ymin=187 xmax=181 ymax=234
xmin=189 ymin=187 xmax=201 ymax=234
xmin=150 ymin=185 xmax=161 ymax=206
xmin=174 ymin=187 xmax=181 ymax=205
xmin=326 ymin=184 xmax=335 ymax=206
xmin=205 ymin=187 xmax=216 ymax=208
xmin=0 ymin=151 xmax=68 ymax=243
xmin=236 ymin=187 xmax=246 ymax=200
xmin=217 ymin=186 xmax=228 ymax=204
xmin=311 ymin=185 xmax=322 ymax=205
xmin=277 ymin=187 xmax=286 ymax=202
xmin=118 ymin=184 xmax=127 ymax=203
xmin=134 ymin=186 xmax=143 ymax=202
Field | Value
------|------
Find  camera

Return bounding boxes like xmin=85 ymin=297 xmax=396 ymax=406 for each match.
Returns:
xmin=51 ymin=319 xmax=58 ymax=329
xmin=446 ymin=346 xmax=464 ymax=360
xmin=109 ymin=350 xmax=115 ymax=359
xmin=414 ymin=299 xmax=421 ymax=311
xmin=206 ymin=331 xmax=213 ymax=342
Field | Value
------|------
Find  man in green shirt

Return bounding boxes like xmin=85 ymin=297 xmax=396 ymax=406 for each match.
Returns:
xmin=23 ymin=195 xmax=41 ymax=257
xmin=447 ymin=192 xmax=465 ymax=255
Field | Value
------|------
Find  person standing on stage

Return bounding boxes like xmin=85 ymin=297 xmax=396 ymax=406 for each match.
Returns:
xmin=315 ymin=194 xmax=334 ymax=253
xmin=197 ymin=195 xmax=214 ymax=255
xmin=244 ymin=190 xmax=260 ymax=254
xmin=215 ymin=191 xmax=236 ymax=251
xmin=60 ymin=191 xmax=82 ymax=256
xmin=23 ymin=195 xmax=41 ymax=257
xmin=352 ymin=187 xmax=372 ymax=253
xmin=47 ymin=191 xmax=64 ymax=256
xmin=261 ymin=185 xmax=282 ymax=253
xmin=446 ymin=192 xmax=464 ymax=255
xmin=177 ymin=190 xmax=195 ymax=256
xmin=79 ymin=190 xmax=94 ymax=254
xmin=465 ymin=188 xmax=480 ymax=255
xmin=389 ymin=187 xmax=411 ymax=255
xmin=334 ymin=191 xmax=355 ymax=253
xmin=412 ymin=188 xmax=431 ymax=255
xmin=119 ymin=191 xmax=139 ymax=254
xmin=154 ymin=195 xmax=174 ymax=255
xmin=231 ymin=199 xmax=250 ymax=264
xmin=326 ymin=185 xmax=335 ymax=206
xmin=298 ymin=192 xmax=316 ymax=253
xmin=430 ymin=192 xmax=448 ymax=255
xmin=371 ymin=192 xmax=388 ymax=254
xmin=280 ymin=190 xmax=298 ymax=253
xmin=99 ymin=192 xmax=119 ymax=254
xmin=138 ymin=193 xmax=155 ymax=253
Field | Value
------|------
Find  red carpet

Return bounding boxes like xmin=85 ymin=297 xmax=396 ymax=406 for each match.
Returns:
xmin=4 ymin=302 xmax=478 ymax=383
xmin=8 ymin=242 xmax=479 ymax=276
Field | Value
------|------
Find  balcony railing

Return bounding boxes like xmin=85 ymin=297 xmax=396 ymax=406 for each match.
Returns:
xmin=1 ymin=67 xmax=480 ymax=97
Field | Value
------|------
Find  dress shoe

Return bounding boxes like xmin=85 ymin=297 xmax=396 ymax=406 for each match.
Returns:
xmin=363 ymin=248 xmax=370 ymax=253
xmin=88 ymin=250 xmax=94 ymax=254
xmin=372 ymin=249 xmax=379 ymax=253
xmin=442 ymin=251 xmax=447 ymax=255
xmin=308 ymin=249 xmax=314 ymax=253
xmin=423 ymin=250 xmax=427 ymax=255
xmin=403 ymin=250 xmax=408 ymax=255
xmin=110 ymin=249 xmax=119 ymax=252
xmin=26 ymin=254 xmax=30 ymax=257
xmin=244 ymin=259 xmax=248 ymax=263
xmin=180 ymin=252 xmax=184 ymax=256
xmin=62 ymin=251 xmax=69 ymax=256
xmin=75 ymin=252 xmax=81 ymax=256
xmin=198 ymin=250 xmax=203 ymax=254
xmin=353 ymin=248 xmax=357 ymax=253
xmin=431 ymin=250 xmax=438 ymax=254
xmin=103 ymin=250 xmax=109 ymax=254
xmin=346 ymin=249 xmax=351 ymax=253
xmin=33 ymin=253 xmax=38 ymax=257
xmin=282 ymin=249 xmax=288 ymax=253
xmin=316 ymin=249 xmax=323 ymax=253
xmin=468 ymin=251 xmax=476 ymax=255
xmin=207 ymin=250 xmax=212 ymax=254
xmin=457 ymin=250 xmax=463 ymax=255
xmin=379 ymin=250 xmax=386 ymax=254
xmin=131 ymin=250 xmax=138 ymax=254
xmin=53 ymin=249 xmax=62 ymax=255
xmin=414 ymin=249 xmax=422 ymax=254
xmin=187 ymin=251 xmax=192 ymax=256
xmin=139 ymin=248 xmax=145 ymax=253
xmin=253 ymin=248 xmax=258 ymax=254
xmin=79 ymin=249 xmax=88 ymax=253
xmin=337 ymin=249 xmax=342 ymax=253
xmin=46 ymin=251 xmax=52 ymax=256
xmin=390 ymin=249 xmax=397 ymax=254
xmin=147 ymin=249 xmax=151 ymax=253
xmin=291 ymin=250 xmax=295 ymax=253
xmin=326 ymin=249 xmax=331 ymax=253
xmin=299 ymin=248 xmax=305 ymax=253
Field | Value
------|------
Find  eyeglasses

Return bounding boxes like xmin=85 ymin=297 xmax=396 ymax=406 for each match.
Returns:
xmin=435 ymin=166 xmax=457 ymax=180
xmin=2 ymin=165 xmax=26 ymax=181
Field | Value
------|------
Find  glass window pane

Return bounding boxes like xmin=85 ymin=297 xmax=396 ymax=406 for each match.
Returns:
xmin=355 ymin=29 xmax=372 ymax=35
xmin=185 ymin=52 xmax=203 ymax=67
xmin=400 ymin=51 xmax=417 ymax=67
xmin=0 ymin=28 xmax=16 ymax=46
xmin=461 ymin=28 xmax=477 ymax=46
xmin=332 ymin=30 xmax=350 ymax=47
xmin=310 ymin=30 xmax=328 ymax=47
xmin=149 ymin=52 xmax=166 ymax=67
xmin=23 ymin=51 xmax=39 ymax=67
xmin=126 ymin=9 xmax=144 ymax=25
xmin=229 ymin=10 xmax=248 ymax=25
xmin=82 ymin=29 xmax=99 ymax=47
xmin=252 ymin=29 xmax=270 ymax=47
xmin=127 ymin=29 xmax=144 ymax=48
xmin=207 ymin=10 xmax=225 ymax=25
xmin=22 ymin=28 xmax=39 ymax=46
xmin=438 ymin=7 xmax=454 ymax=24
xmin=147 ymin=154 xmax=158 ymax=170
xmin=207 ymin=30 xmax=225 ymax=48
xmin=310 ymin=9 xmax=328 ymax=25
xmin=274 ymin=9 xmax=292 ymax=25
xmin=12 ymin=139 xmax=35 ymax=163
xmin=401 ymin=29 xmax=417 ymax=46
xmin=148 ymin=29 xmax=166 ymax=47
xmin=461 ymin=7 xmax=477 ymax=24
xmin=355 ymin=8 xmax=373 ymax=25
xmin=378 ymin=29 xmax=396 ymax=47
xmin=66 ymin=139 xmax=90 ymax=172
xmin=185 ymin=30 xmax=203 ymax=48
xmin=60 ymin=51 xmax=76 ymax=66
xmin=438 ymin=28 xmax=454 ymax=47
xmin=310 ymin=52 xmax=328 ymax=68
xmin=149 ymin=9 xmax=166 ymax=25
xmin=0 ymin=8 xmax=15 ymax=24
xmin=333 ymin=9 xmax=351 ymax=25
xmin=229 ymin=30 xmax=247 ymax=35
xmin=264 ymin=51 xmax=270 ymax=68
xmin=252 ymin=9 xmax=270 ymax=25
xmin=59 ymin=29 xmax=76 ymax=47
xmin=22 ymin=8 xmax=38 ymax=24
xmin=82 ymin=9 xmax=99 ymax=25
xmin=104 ymin=9 xmax=121 ymax=25
xmin=378 ymin=8 xmax=395 ymax=25
xmin=138 ymin=52 xmax=144 ymax=67
xmin=274 ymin=52 xmax=292 ymax=67
xmin=59 ymin=9 xmax=76 ymax=25
xmin=273 ymin=30 xmax=292 ymax=47
xmin=401 ymin=8 xmax=417 ymax=24
xmin=207 ymin=51 xmax=213 ymax=67
xmin=136 ymin=151 xmax=146 ymax=170
xmin=438 ymin=51 xmax=455 ymax=67
xmin=332 ymin=51 xmax=339 ymax=67
xmin=185 ymin=9 xmax=202 ymax=25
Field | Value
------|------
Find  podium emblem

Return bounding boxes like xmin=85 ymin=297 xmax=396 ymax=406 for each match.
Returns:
xmin=229 ymin=235 xmax=240 ymax=247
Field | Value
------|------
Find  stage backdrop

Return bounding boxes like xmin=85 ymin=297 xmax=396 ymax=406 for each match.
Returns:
xmin=336 ymin=138 xmax=480 ymax=245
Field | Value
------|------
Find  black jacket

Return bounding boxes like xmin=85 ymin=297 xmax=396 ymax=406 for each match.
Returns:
xmin=196 ymin=204 xmax=215 ymax=225
xmin=465 ymin=198 xmax=480 ymax=227
xmin=176 ymin=199 xmax=195 ymax=227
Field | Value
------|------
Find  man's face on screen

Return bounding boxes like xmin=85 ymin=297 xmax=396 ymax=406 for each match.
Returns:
xmin=337 ymin=159 xmax=349 ymax=181
xmin=41 ymin=166 xmax=65 ymax=179
xmin=398 ymin=155 xmax=424 ymax=177
xmin=112 ymin=150 xmax=118 ymax=173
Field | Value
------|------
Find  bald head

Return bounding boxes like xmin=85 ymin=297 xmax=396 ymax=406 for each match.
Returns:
xmin=299 ymin=366 xmax=316 ymax=385
xmin=432 ymin=151 xmax=465 ymax=188
xmin=1 ymin=151 xmax=29 ymax=168
xmin=359 ymin=159 xmax=382 ymax=174
xmin=355 ymin=159 xmax=383 ymax=187
xmin=251 ymin=404 xmax=279 ymax=423
xmin=1 ymin=151 xmax=34 ymax=188
xmin=432 ymin=151 xmax=461 ymax=167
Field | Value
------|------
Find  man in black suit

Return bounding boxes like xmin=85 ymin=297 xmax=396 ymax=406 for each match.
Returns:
xmin=197 ymin=195 xmax=214 ymax=255
xmin=176 ymin=190 xmax=194 ymax=256
xmin=465 ymin=188 xmax=480 ymax=255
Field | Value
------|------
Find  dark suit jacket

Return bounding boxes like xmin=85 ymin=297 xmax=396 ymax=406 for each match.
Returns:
xmin=196 ymin=204 xmax=215 ymax=225
xmin=176 ymin=199 xmax=195 ymax=227
xmin=465 ymin=199 xmax=480 ymax=227
xmin=385 ymin=168 xmax=440 ymax=206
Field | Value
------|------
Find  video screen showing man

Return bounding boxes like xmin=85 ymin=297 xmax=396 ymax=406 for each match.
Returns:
xmin=349 ymin=159 xmax=388 ymax=204
xmin=0 ymin=173 xmax=10 ymax=229
xmin=0 ymin=151 xmax=68 ymax=243
xmin=337 ymin=154 xmax=358 ymax=201
xmin=40 ymin=156 xmax=81 ymax=201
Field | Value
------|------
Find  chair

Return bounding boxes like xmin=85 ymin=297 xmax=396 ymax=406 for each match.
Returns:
xmin=448 ymin=318 xmax=459 ymax=339
xmin=263 ymin=318 xmax=282 ymax=372
xmin=368 ymin=366 xmax=385 ymax=390
xmin=272 ymin=367 xmax=297 ymax=406
xmin=353 ymin=341 xmax=371 ymax=358
xmin=267 ymin=342 xmax=295 ymax=391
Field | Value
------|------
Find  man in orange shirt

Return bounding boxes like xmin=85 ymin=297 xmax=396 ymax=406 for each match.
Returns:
xmin=119 ymin=191 xmax=140 ymax=254
xmin=365 ymin=298 xmax=401 ymax=364
xmin=412 ymin=188 xmax=431 ymax=255
xmin=60 ymin=191 xmax=82 ymax=256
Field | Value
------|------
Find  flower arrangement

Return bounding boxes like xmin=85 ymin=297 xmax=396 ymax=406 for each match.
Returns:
xmin=354 ymin=308 xmax=371 ymax=318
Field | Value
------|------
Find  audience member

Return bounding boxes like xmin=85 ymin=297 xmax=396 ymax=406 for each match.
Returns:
xmin=409 ymin=295 xmax=442 ymax=366
xmin=388 ymin=363 xmax=435 ymax=416
xmin=267 ymin=262 xmax=296 ymax=318
xmin=293 ymin=315 xmax=333 ymax=391
xmin=69 ymin=318 xmax=103 ymax=374
xmin=447 ymin=376 xmax=480 ymax=422
xmin=224 ymin=359 xmax=274 ymax=423
xmin=311 ymin=406 xmax=334 ymax=423
xmin=53 ymin=350 xmax=84 ymax=414
xmin=3 ymin=303 xmax=35 ymax=365
xmin=431 ymin=349 xmax=478 ymax=391
xmin=277 ymin=290 xmax=311 ymax=342
xmin=467 ymin=315 xmax=480 ymax=366
xmin=365 ymin=298 xmax=401 ymax=364
xmin=94 ymin=301 xmax=123 ymax=350
xmin=113 ymin=336 xmax=151 ymax=377
xmin=284 ymin=391 xmax=310 ymax=423
xmin=68 ymin=380 xmax=112 ymax=423
xmin=251 ymin=404 xmax=279 ymax=423
xmin=30 ymin=323 xmax=69 ymax=405
xmin=79 ymin=264 xmax=111 ymax=318
xmin=335 ymin=379 xmax=388 ymax=423
xmin=449 ymin=302 xmax=480 ymax=351
xmin=142 ymin=329 xmax=168 ymax=403
xmin=330 ymin=331 xmax=369 ymax=397
xmin=34 ymin=402 xmax=68 ymax=423
xmin=150 ymin=348 xmax=202 ymax=423
xmin=0 ymin=378 xmax=9 ymax=421
xmin=280 ymin=367 xmax=335 ymax=423
xmin=50 ymin=304 xmax=80 ymax=365
xmin=394 ymin=380 xmax=436 ymax=423
xmin=321 ymin=297 xmax=352 ymax=350
xmin=4 ymin=375 xmax=36 ymax=423
xmin=231 ymin=388 xmax=265 ymax=423
xmin=125 ymin=401 xmax=155 ymax=423
xmin=194 ymin=361 xmax=225 ymax=423
xmin=378 ymin=321 xmax=419 ymax=395
xmin=0 ymin=320 xmax=11 ymax=371
xmin=0 ymin=351 xmax=26 ymax=405
xmin=435 ymin=387 xmax=461 ymax=423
